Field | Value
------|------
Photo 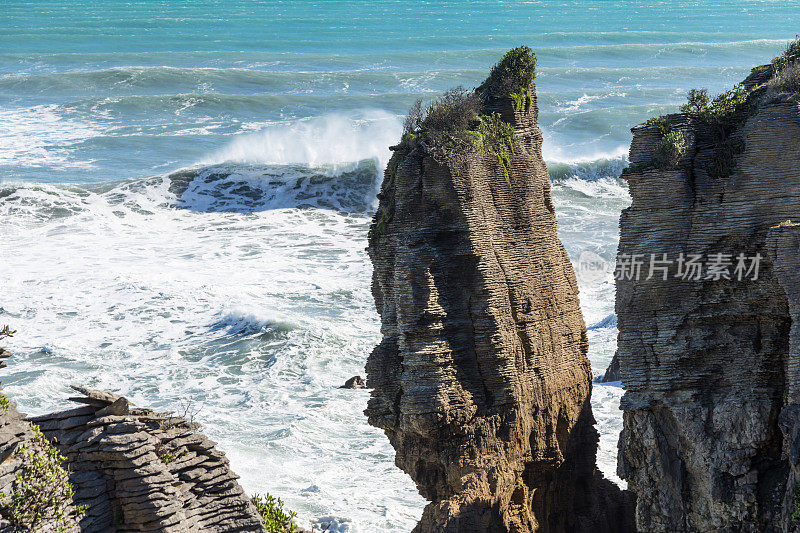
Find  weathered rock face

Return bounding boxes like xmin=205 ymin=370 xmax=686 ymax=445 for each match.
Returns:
xmin=29 ymin=386 xmax=266 ymax=533
xmin=0 ymin=371 xmax=82 ymax=532
xmin=366 ymin=61 xmax=633 ymax=531
xmin=616 ymin=78 xmax=800 ymax=530
xmin=768 ymin=223 xmax=800 ymax=532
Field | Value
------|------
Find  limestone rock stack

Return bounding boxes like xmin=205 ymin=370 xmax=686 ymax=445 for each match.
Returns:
xmin=29 ymin=386 xmax=266 ymax=532
xmin=365 ymin=48 xmax=633 ymax=532
xmin=616 ymin=62 xmax=800 ymax=531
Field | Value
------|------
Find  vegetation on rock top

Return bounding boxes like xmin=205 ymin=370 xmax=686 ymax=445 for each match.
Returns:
xmin=477 ymin=45 xmax=537 ymax=100
xmin=369 ymin=46 xmax=536 ymax=244
xmin=251 ymin=493 xmax=298 ymax=533
xmin=634 ymin=37 xmax=799 ymax=177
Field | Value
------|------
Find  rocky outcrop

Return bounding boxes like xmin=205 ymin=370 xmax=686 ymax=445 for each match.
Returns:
xmin=27 ymin=386 xmax=266 ymax=532
xmin=597 ymin=353 xmax=621 ymax=383
xmin=616 ymin=66 xmax=800 ymax=530
xmin=0 ymin=377 xmax=83 ymax=532
xmin=366 ymin=48 xmax=633 ymax=532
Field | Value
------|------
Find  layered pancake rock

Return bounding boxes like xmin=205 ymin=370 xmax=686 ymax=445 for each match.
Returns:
xmin=617 ymin=59 xmax=800 ymax=531
xmin=29 ymin=387 xmax=267 ymax=533
xmin=365 ymin=48 xmax=633 ymax=532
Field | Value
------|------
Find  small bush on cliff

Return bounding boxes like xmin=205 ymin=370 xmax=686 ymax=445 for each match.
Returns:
xmin=251 ymin=493 xmax=297 ymax=532
xmin=0 ymin=325 xmax=15 ymax=339
xmin=792 ymin=481 xmax=800 ymax=523
xmin=768 ymin=62 xmax=800 ymax=95
xmin=773 ymin=37 xmax=800 ymax=73
xmin=680 ymin=88 xmax=710 ymax=114
xmin=0 ymin=423 xmax=83 ymax=531
xmin=654 ymin=129 xmax=687 ymax=168
xmin=400 ymin=85 xmax=516 ymax=180
xmin=477 ymin=46 xmax=537 ymax=99
xmin=420 ymin=87 xmax=482 ymax=137
xmin=642 ymin=117 xmax=686 ymax=169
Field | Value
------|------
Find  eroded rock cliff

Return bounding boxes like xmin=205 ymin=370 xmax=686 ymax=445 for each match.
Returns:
xmin=366 ymin=47 xmax=633 ymax=532
xmin=616 ymin=45 xmax=800 ymax=531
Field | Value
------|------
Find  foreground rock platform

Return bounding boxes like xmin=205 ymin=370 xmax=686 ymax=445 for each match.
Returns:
xmin=29 ymin=386 xmax=266 ymax=532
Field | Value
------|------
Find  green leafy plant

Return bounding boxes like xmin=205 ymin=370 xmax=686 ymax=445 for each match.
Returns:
xmin=158 ymin=449 xmax=176 ymax=465
xmin=680 ymin=88 xmax=710 ymax=114
xmin=0 ymin=325 xmax=15 ymax=339
xmin=654 ymin=129 xmax=687 ymax=169
xmin=0 ymin=423 xmax=82 ymax=531
xmin=641 ymin=117 xmax=686 ymax=169
xmin=510 ymin=86 xmax=533 ymax=113
xmin=251 ymin=493 xmax=298 ymax=533
xmin=474 ymin=113 xmax=516 ymax=182
xmin=477 ymin=45 xmax=537 ymax=99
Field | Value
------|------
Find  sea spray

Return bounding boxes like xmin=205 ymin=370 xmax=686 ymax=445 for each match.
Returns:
xmin=202 ymin=112 xmax=402 ymax=172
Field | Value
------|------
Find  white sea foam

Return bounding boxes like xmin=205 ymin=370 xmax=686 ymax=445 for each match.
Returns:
xmin=0 ymin=104 xmax=102 ymax=170
xmin=0 ymin=173 xmax=424 ymax=532
xmin=0 ymin=109 xmax=634 ymax=529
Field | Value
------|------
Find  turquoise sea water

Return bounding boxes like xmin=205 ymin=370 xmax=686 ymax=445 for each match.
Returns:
xmin=1 ymin=2 xmax=798 ymax=531
xmin=2 ymin=0 xmax=798 ymax=181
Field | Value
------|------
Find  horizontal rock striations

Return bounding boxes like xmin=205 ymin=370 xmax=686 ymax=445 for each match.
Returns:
xmin=616 ymin=48 xmax=800 ymax=532
xmin=28 ymin=386 xmax=267 ymax=532
xmin=365 ymin=47 xmax=633 ymax=532
xmin=0 ymin=361 xmax=82 ymax=532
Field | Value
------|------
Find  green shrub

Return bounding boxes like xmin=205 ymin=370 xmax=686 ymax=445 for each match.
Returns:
xmin=773 ymin=37 xmax=800 ymax=73
xmin=654 ymin=129 xmax=687 ymax=169
xmin=474 ymin=113 xmax=516 ymax=182
xmin=0 ymin=325 xmax=15 ymax=339
xmin=477 ymin=46 xmax=537 ymax=99
xmin=510 ymin=86 xmax=533 ymax=113
xmin=421 ymin=87 xmax=482 ymax=137
xmin=768 ymin=62 xmax=800 ymax=95
xmin=640 ymin=117 xmax=686 ymax=169
xmin=403 ymin=99 xmax=423 ymax=135
xmin=680 ymin=88 xmax=710 ymax=114
xmin=0 ymin=423 xmax=83 ymax=531
xmin=251 ymin=493 xmax=297 ymax=533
